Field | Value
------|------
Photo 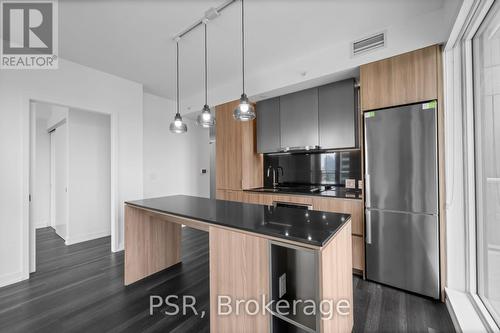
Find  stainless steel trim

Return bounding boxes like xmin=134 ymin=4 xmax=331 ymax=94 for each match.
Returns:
xmin=365 ymin=210 xmax=372 ymax=244
xmin=282 ymin=145 xmax=320 ymax=152
xmin=365 ymin=173 xmax=371 ymax=208
xmin=272 ymin=201 xmax=313 ymax=210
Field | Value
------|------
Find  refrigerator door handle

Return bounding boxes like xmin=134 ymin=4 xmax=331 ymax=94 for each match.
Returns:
xmin=366 ymin=210 xmax=372 ymax=244
xmin=365 ymin=174 xmax=371 ymax=208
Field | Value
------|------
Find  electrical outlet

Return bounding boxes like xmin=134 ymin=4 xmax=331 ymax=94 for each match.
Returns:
xmin=279 ymin=273 xmax=286 ymax=298
xmin=345 ymin=179 xmax=356 ymax=189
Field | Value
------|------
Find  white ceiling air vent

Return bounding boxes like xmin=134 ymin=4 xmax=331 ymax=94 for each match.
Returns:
xmin=352 ymin=32 xmax=386 ymax=56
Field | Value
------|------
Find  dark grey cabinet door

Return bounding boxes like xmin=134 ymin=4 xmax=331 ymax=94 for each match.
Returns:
xmin=279 ymin=88 xmax=319 ymax=149
xmin=256 ymin=97 xmax=280 ymax=153
xmin=318 ymin=79 xmax=357 ymax=149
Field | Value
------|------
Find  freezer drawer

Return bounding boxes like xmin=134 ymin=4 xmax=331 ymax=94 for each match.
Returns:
xmin=365 ymin=209 xmax=439 ymax=299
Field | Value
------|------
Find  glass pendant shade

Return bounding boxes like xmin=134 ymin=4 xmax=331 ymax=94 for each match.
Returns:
xmin=169 ymin=113 xmax=187 ymax=133
xmin=233 ymin=93 xmax=255 ymax=121
xmin=197 ymin=104 xmax=215 ymax=128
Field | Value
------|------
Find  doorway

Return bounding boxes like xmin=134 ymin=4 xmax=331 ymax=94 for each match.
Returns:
xmin=29 ymin=101 xmax=112 ymax=273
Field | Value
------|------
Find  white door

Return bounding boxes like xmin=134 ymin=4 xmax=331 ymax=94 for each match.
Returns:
xmin=51 ymin=124 xmax=68 ymax=240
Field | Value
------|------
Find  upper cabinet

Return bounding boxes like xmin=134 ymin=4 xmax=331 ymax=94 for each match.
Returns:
xmin=279 ymin=88 xmax=319 ymax=149
xmin=360 ymin=45 xmax=439 ymax=111
xmin=256 ymin=80 xmax=357 ymax=153
xmin=216 ymin=100 xmax=263 ymax=191
xmin=319 ymin=79 xmax=357 ymax=149
xmin=256 ymin=97 xmax=280 ymax=153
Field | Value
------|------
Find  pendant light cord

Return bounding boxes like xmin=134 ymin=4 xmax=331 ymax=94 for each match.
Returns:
xmin=204 ymin=23 xmax=208 ymax=106
xmin=176 ymin=41 xmax=180 ymax=115
xmin=241 ymin=0 xmax=245 ymax=94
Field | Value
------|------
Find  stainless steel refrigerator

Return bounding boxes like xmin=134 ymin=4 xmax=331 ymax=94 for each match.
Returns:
xmin=364 ymin=101 xmax=439 ymax=299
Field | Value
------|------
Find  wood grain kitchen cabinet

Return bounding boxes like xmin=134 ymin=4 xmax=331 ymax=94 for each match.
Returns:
xmin=352 ymin=235 xmax=365 ymax=272
xmin=360 ymin=45 xmax=439 ymax=111
xmin=312 ymin=197 xmax=364 ymax=236
xmin=215 ymin=100 xmax=262 ymax=192
xmin=279 ymin=88 xmax=319 ymax=149
xmin=209 ymin=227 xmax=270 ymax=333
xmin=256 ymin=97 xmax=281 ymax=153
xmin=318 ymin=79 xmax=357 ymax=149
xmin=219 ymin=190 xmax=365 ymax=276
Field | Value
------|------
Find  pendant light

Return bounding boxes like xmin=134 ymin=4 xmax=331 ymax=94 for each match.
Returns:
xmin=169 ymin=40 xmax=188 ymax=134
xmin=233 ymin=0 xmax=255 ymax=121
xmin=197 ymin=21 xmax=215 ymax=128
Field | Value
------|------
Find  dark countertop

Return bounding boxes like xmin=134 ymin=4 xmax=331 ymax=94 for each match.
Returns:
xmin=125 ymin=195 xmax=351 ymax=247
xmin=245 ymin=186 xmax=363 ymax=200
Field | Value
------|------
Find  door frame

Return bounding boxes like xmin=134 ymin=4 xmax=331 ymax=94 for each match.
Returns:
xmin=25 ymin=98 xmax=118 ymax=275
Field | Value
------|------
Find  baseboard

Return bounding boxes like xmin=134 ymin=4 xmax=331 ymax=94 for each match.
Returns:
xmin=35 ymin=221 xmax=49 ymax=229
xmin=112 ymin=242 xmax=124 ymax=252
xmin=65 ymin=230 xmax=111 ymax=245
xmin=0 ymin=271 xmax=28 ymax=288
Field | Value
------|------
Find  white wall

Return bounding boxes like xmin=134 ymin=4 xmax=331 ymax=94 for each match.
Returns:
xmin=66 ymin=109 xmax=111 ymax=245
xmin=181 ymin=4 xmax=461 ymax=111
xmin=143 ymin=93 xmax=210 ymax=199
xmin=0 ymin=59 xmax=143 ymax=288
xmin=33 ymin=117 xmax=51 ymax=229
xmin=443 ymin=46 xmax=467 ymax=292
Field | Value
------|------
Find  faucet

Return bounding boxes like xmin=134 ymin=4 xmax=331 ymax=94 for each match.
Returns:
xmin=267 ymin=165 xmax=284 ymax=188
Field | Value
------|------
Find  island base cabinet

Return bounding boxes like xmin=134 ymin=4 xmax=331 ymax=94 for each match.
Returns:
xmin=124 ymin=206 xmax=181 ymax=285
xmin=269 ymin=222 xmax=353 ymax=333
xmin=319 ymin=222 xmax=353 ymax=333
xmin=209 ymin=227 xmax=271 ymax=333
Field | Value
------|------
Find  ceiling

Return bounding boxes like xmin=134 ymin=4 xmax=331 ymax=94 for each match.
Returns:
xmin=59 ymin=0 xmax=462 ymax=101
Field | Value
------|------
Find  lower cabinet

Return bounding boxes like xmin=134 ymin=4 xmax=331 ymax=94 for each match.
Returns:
xmin=352 ymin=236 xmax=365 ymax=272
xmin=216 ymin=189 xmax=366 ymax=276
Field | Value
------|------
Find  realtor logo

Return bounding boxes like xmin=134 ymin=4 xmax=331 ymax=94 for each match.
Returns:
xmin=1 ymin=0 xmax=58 ymax=69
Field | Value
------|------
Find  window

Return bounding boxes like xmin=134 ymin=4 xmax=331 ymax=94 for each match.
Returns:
xmin=473 ymin=1 xmax=500 ymax=325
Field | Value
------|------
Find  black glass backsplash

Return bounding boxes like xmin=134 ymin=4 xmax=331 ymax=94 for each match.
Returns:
xmin=263 ymin=151 xmax=361 ymax=187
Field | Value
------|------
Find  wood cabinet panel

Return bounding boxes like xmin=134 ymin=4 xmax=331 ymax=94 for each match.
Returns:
xmin=352 ymin=235 xmax=364 ymax=272
xmin=360 ymin=45 xmax=439 ymax=111
xmin=216 ymin=191 xmax=365 ymax=275
xmin=312 ymin=197 xmax=364 ymax=236
xmin=124 ymin=205 xmax=181 ymax=285
xmin=216 ymin=101 xmax=242 ymax=190
xmin=209 ymin=227 xmax=270 ymax=333
xmin=320 ymin=222 xmax=353 ymax=333
xmin=215 ymin=100 xmax=262 ymax=191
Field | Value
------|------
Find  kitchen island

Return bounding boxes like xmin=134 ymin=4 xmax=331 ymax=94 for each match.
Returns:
xmin=124 ymin=195 xmax=353 ymax=333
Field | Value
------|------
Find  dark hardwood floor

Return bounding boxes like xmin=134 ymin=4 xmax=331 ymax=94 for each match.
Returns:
xmin=0 ymin=227 xmax=455 ymax=332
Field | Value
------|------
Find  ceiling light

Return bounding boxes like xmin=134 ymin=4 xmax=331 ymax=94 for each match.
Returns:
xmin=233 ymin=0 xmax=255 ymax=121
xmin=197 ymin=22 xmax=215 ymax=128
xmin=170 ymin=40 xmax=187 ymax=134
